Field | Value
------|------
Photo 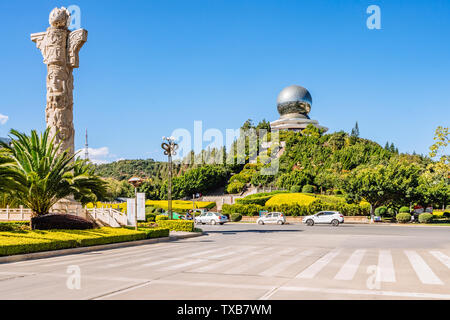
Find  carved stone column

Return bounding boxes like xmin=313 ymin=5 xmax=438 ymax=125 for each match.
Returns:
xmin=31 ymin=7 xmax=88 ymax=156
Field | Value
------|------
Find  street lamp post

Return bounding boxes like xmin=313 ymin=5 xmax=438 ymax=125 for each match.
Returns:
xmin=128 ymin=176 xmax=144 ymax=230
xmin=162 ymin=136 xmax=178 ymax=220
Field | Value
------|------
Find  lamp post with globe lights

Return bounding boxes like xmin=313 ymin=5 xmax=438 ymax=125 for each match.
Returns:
xmin=128 ymin=176 xmax=144 ymax=230
xmin=162 ymin=136 xmax=179 ymax=220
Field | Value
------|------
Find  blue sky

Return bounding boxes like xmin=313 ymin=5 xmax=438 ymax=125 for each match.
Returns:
xmin=0 ymin=0 xmax=449 ymax=163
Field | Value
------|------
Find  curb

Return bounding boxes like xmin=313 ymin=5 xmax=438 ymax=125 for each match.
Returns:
xmin=0 ymin=232 xmax=204 ymax=264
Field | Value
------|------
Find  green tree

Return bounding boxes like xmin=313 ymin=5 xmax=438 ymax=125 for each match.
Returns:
xmin=341 ymin=159 xmax=421 ymax=220
xmin=429 ymin=126 xmax=449 ymax=164
xmin=0 ymin=129 xmax=107 ymax=227
xmin=416 ymin=163 xmax=449 ymax=209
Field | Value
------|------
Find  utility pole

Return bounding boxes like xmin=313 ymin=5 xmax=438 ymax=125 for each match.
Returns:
xmin=84 ymin=129 xmax=89 ymax=161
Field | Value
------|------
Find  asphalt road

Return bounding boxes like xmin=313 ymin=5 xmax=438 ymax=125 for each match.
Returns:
xmin=0 ymin=223 xmax=449 ymax=300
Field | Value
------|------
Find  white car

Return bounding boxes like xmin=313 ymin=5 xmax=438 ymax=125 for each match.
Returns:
xmin=257 ymin=212 xmax=286 ymax=225
xmin=195 ymin=212 xmax=228 ymax=225
xmin=303 ymin=211 xmax=344 ymax=226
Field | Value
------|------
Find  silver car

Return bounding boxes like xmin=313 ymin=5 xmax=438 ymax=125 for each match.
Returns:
xmin=257 ymin=212 xmax=286 ymax=225
xmin=195 ymin=212 xmax=228 ymax=225
xmin=303 ymin=211 xmax=344 ymax=227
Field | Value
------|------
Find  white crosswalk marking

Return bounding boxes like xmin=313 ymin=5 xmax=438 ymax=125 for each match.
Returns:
xmin=98 ymin=246 xmax=203 ymax=269
xmin=133 ymin=257 xmax=184 ymax=269
xmin=224 ymin=255 xmax=275 ymax=274
xmin=376 ymin=250 xmax=396 ymax=283
xmin=161 ymin=259 xmax=206 ymax=271
xmin=277 ymin=247 xmax=298 ymax=256
xmin=195 ymin=252 xmax=258 ymax=272
xmin=404 ymin=251 xmax=443 ymax=285
xmin=430 ymin=251 xmax=450 ymax=269
xmin=185 ymin=247 xmax=227 ymax=258
xmin=260 ymin=250 xmax=315 ymax=277
xmin=296 ymin=249 xmax=341 ymax=279
xmin=334 ymin=249 xmax=366 ymax=281
xmin=208 ymin=247 xmax=253 ymax=259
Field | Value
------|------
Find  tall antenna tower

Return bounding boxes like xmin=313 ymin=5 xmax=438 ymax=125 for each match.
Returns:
xmin=84 ymin=129 xmax=89 ymax=161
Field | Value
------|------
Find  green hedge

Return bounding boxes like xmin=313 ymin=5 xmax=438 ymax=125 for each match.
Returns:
xmin=399 ymin=206 xmax=410 ymax=213
xmin=222 ymin=203 xmax=265 ymax=216
xmin=231 ymin=213 xmax=243 ymax=222
xmin=156 ymin=220 xmax=194 ymax=232
xmin=156 ymin=215 xmax=168 ymax=221
xmin=418 ymin=213 xmax=434 ymax=224
xmin=396 ymin=213 xmax=411 ymax=223
xmin=0 ymin=222 xmax=29 ymax=232
xmin=236 ymin=195 xmax=272 ymax=206
xmin=0 ymin=227 xmax=170 ymax=256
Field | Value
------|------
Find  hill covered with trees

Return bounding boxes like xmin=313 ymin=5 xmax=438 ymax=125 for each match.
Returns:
xmin=92 ymin=121 xmax=448 ymax=214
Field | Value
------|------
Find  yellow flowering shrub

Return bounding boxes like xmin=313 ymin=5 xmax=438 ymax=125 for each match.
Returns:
xmin=265 ymin=193 xmax=318 ymax=207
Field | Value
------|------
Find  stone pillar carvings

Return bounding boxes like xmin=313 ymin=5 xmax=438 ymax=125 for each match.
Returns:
xmin=31 ymin=7 xmax=88 ymax=155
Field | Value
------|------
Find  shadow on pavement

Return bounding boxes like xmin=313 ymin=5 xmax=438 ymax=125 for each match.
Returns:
xmin=203 ymin=229 xmax=303 ymax=235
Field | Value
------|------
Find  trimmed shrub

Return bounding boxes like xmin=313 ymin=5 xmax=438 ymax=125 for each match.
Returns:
xmin=266 ymin=193 xmax=318 ymax=207
xmin=290 ymin=185 xmax=302 ymax=193
xmin=32 ymin=214 xmax=94 ymax=230
xmin=0 ymin=222 xmax=29 ymax=232
xmin=222 ymin=203 xmax=264 ymax=216
xmin=399 ymin=206 xmax=410 ymax=213
xmin=375 ymin=206 xmax=387 ymax=217
xmin=302 ymin=185 xmax=315 ymax=194
xmin=139 ymin=227 xmax=170 ymax=239
xmin=443 ymin=212 xmax=450 ymax=219
xmin=157 ymin=220 xmax=194 ymax=232
xmin=226 ymin=180 xmax=246 ymax=194
xmin=231 ymin=213 xmax=242 ymax=222
xmin=418 ymin=213 xmax=434 ymax=224
xmin=146 ymin=213 xmax=157 ymax=222
xmin=138 ymin=222 xmax=158 ymax=228
xmin=396 ymin=213 xmax=411 ymax=223
xmin=236 ymin=195 xmax=272 ymax=206
xmin=156 ymin=215 xmax=168 ymax=221
xmin=0 ymin=227 xmax=170 ymax=256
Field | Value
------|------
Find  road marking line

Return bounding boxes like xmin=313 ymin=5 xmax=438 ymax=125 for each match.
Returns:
xmin=109 ymin=279 xmax=450 ymax=300
xmin=161 ymin=259 xmax=206 ymax=271
xmin=259 ymin=250 xmax=315 ymax=277
xmin=133 ymin=257 xmax=185 ymax=269
xmin=404 ymin=251 xmax=443 ymax=285
xmin=98 ymin=246 xmax=203 ymax=268
xmin=207 ymin=246 xmax=254 ymax=259
xmin=296 ymin=249 xmax=341 ymax=279
xmin=40 ymin=244 xmax=185 ymax=267
xmin=224 ymin=255 xmax=275 ymax=274
xmin=186 ymin=247 xmax=232 ymax=258
xmin=277 ymin=248 xmax=298 ymax=256
xmin=334 ymin=249 xmax=366 ymax=281
xmin=376 ymin=250 xmax=396 ymax=283
xmin=278 ymin=286 xmax=450 ymax=299
xmin=430 ymin=251 xmax=450 ymax=269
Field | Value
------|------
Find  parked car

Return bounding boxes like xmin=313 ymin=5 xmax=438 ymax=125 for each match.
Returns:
xmin=303 ymin=211 xmax=344 ymax=226
xmin=256 ymin=212 xmax=286 ymax=225
xmin=195 ymin=212 xmax=228 ymax=225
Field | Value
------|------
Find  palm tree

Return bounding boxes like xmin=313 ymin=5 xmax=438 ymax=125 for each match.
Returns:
xmin=0 ymin=129 xmax=106 ymax=227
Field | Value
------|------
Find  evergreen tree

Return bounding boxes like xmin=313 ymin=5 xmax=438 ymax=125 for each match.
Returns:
xmin=351 ymin=122 xmax=360 ymax=138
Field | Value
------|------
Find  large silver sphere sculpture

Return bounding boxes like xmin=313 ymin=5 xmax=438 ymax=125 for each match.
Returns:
xmin=277 ymin=85 xmax=312 ymax=119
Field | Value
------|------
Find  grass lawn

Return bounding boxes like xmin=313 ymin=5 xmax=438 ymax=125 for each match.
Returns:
xmin=0 ymin=226 xmax=169 ymax=256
